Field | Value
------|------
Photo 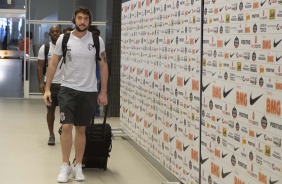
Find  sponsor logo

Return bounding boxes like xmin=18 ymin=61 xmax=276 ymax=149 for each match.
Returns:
xmin=276 ymin=56 xmax=282 ymax=62
xmin=274 ymin=39 xmax=282 ymax=48
xmin=266 ymin=98 xmax=281 ymax=116
xmin=222 ymin=152 xmax=228 ymax=158
xmin=256 ymin=132 xmax=262 ymax=138
xmin=230 ymin=53 xmax=235 ymax=58
xmin=261 ymin=0 xmax=266 ymax=7
xmin=223 ymin=87 xmax=233 ymax=98
xmin=225 ymin=38 xmax=231 ymax=46
xmin=169 ymin=136 xmax=175 ymax=142
xmin=183 ymin=144 xmax=190 ymax=151
xmin=184 ymin=77 xmax=190 ymax=86
xmin=234 ymin=36 xmax=239 ymax=48
xmin=170 ymin=74 xmax=176 ymax=82
xmin=231 ymin=154 xmax=236 ymax=166
xmin=202 ymin=82 xmax=210 ymax=92
xmin=250 ymin=93 xmax=263 ymax=105
xmin=264 ymin=145 xmax=271 ymax=156
xmin=200 ymin=155 xmax=209 ymax=164
xmin=221 ymin=168 xmax=232 ymax=178
xmin=261 ymin=116 xmax=267 ymax=129
xmin=269 ymin=178 xmax=279 ymax=184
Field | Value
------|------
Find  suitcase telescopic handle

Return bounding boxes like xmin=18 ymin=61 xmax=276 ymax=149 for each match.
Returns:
xmin=90 ymin=104 xmax=108 ymax=132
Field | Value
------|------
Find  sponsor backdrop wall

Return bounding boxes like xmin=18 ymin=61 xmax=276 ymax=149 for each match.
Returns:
xmin=120 ymin=0 xmax=282 ymax=184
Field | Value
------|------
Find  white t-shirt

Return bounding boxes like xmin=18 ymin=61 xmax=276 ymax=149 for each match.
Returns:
xmin=53 ymin=31 xmax=105 ymax=92
xmin=37 ymin=42 xmax=64 ymax=84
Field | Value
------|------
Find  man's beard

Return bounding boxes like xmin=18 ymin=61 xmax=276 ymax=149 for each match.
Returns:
xmin=75 ymin=24 xmax=88 ymax=32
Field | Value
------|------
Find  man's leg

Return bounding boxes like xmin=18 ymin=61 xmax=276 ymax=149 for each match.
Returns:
xmin=57 ymin=86 xmax=76 ymax=183
xmin=73 ymin=126 xmax=86 ymax=181
xmin=61 ymin=124 xmax=73 ymax=163
xmin=46 ymin=106 xmax=55 ymax=136
xmin=74 ymin=126 xmax=86 ymax=164
xmin=46 ymin=105 xmax=56 ymax=145
xmin=57 ymin=123 xmax=73 ymax=183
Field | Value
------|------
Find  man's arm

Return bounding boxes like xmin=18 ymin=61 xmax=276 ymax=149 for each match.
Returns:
xmin=98 ymin=51 xmax=108 ymax=105
xmin=37 ymin=59 xmax=45 ymax=94
xmin=43 ymin=54 xmax=60 ymax=106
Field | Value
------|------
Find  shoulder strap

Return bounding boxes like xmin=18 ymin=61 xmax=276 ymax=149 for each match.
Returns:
xmin=43 ymin=43 xmax=50 ymax=75
xmin=62 ymin=33 xmax=70 ymax=63
xmin=60 ymin=33 xmax=70 ymax=69
xmin=92 ymin=34 xmax=101 ymax=62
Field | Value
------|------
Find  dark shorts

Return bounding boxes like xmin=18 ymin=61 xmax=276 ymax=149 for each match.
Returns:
xmin=46 ymin=83 xmax=61 ymax=109
xmin=58 ymin=86 xmax=97 ymax=126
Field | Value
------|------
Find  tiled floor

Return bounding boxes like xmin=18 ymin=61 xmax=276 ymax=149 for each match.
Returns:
xmin=0 ymin=99 xmax=167 ymax=184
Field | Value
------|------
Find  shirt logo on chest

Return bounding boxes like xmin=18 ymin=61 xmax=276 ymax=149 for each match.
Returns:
xmin=88 ymin=43 xmax=95 ymax=51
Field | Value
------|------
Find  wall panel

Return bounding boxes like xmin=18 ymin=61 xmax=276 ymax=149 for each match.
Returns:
xmin=121 ymin=0 xmax=282 ymax=183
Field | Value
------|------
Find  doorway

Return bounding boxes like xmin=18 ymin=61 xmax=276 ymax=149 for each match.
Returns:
xmin=0 ymin=9 xmax=25 ymax=98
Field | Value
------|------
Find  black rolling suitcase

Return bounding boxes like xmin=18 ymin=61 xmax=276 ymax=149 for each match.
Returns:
xmin=82 ymin=105 xmax=112 ymax=170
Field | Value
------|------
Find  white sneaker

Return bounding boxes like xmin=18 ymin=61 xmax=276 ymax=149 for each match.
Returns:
xmin=57 ymin=162 xmax=72 ymax=183
xmin=72 ymin=163 xmax=85 ymax=181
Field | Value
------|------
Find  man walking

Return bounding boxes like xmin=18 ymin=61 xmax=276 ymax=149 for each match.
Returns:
xmin=37 ymin=25 xmax=62 ymax=145
xmin=43 ymin=6 xmax=108 ymax=183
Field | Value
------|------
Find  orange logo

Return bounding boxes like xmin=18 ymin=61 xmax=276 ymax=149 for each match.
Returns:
xmin=192 ymin=80 xmax=199 ymax=91
xmin=189 ymin=133 xmax=193 ymax=141
xmin=154 ymin=72 xmax=158 ymax=80
xmin=258 ymin=172 xmax=267 ymax=184
xmin=145 ymin=70 xmax=148 ymax=77
xmin=190 ymin=38 xmax=194 ymax=45
xmin=249 ymin=130 xmax=254 ymax=137
xmin=153 ymin=125 xmax=157 ymax=135
xmin=144 ymin=120 xmax=148 ymax=128
xmin=266 ymin=98 xmax=281 ymax=116
xmin=215 ymin=148 xmax=220 ymax=158
xmin=267 ymin=56 xmax=274 ymax=63
xmin=191 ymin=148 xmax=198 ymax=162
xmin=234 ymin=176 xmax=245 ymax=184
xmin=164 ymin=132 xmax=169 ymax=142
xmin=212 ymin=86 xmax=222 ymax=99
xmin=253 ymin=2 xmax=259 ymax=9
xmin=262 ymin=40 xmax=271 ymax=49
xmin=236 ymin=91 xmax=247 ymax=107
xmin=136 ymin=115 xmax=140 ymax=122
xmin=164 ymin=74 xmax=169 ymax=83
xmin=177 ymin=76 xmax=183 ymax=87
xmin=211 ymin=162 xmax=220 ymax=178
xmin=217 ymin=40 xmax=223 ymax=48
xmin=176 ymin=139 xmax=183 ymax=151
xmin=275 ymin=82 xmax=282 ymax=90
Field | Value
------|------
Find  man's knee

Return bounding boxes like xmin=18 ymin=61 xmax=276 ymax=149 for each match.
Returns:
xmin=62 ymin=124 xmax=73 ymax=133
xmin=47 ymin=106 xmax=56 ymax=114
xmin=75 ymin=126 xmax=86 ymax=135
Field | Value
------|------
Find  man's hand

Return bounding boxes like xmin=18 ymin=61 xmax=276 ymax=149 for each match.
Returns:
xmin=39 ymin=83 xmax=45 ymax=94
xmin=97 ymin=92 xmax=108 ymax=106
xmin=43 ymin=90 xmax=52 ymax=106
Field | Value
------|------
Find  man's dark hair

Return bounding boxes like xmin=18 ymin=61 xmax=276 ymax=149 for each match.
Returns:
xmin=72 ymin=6 xmax=93 ymax=24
